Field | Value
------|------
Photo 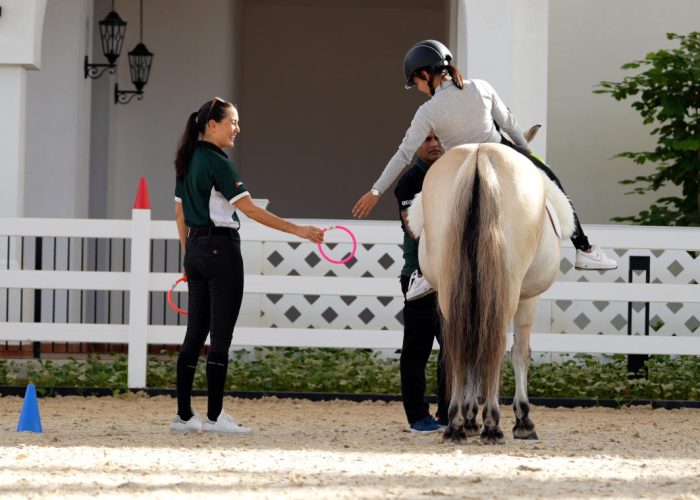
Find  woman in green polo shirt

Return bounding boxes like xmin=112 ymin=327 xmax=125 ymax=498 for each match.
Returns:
xmin=170 ymin=97 xmax=324 ymax=434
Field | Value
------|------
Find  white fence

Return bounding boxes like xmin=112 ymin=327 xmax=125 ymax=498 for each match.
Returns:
xmin=1 ymin=209 xmax=699 ymax=388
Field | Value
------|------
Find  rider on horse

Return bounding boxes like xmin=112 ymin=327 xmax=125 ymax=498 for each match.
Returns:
xmin=352 ymin=40 xmax=616 ymax=300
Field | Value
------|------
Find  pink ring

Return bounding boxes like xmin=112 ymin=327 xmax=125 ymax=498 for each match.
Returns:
xmin=317 ymin=225 xmax=357 ymax=265
xmin=167 ymin=276 xmax=188 ymax=315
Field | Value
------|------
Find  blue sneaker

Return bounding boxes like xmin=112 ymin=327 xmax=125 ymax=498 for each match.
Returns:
xmin=409 ymin=415 xmax=442 ymax=434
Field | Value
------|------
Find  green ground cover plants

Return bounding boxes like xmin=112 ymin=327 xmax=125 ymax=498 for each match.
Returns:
xmin=1 ymin=348 xmax=698 ymax=401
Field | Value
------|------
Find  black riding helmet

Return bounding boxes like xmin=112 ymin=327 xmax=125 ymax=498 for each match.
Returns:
xmin=403 ymin=39 xmax=453 ymax=89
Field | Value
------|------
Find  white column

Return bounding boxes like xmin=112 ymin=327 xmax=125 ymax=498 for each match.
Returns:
xmin=0 ymin=69 xmax=27 ymax=220
xmin=0 ymin=1 xmax=47 ymax=273
xmin=25 ymin=0 xmax=93 ymax=218
xmin=0 ymin=0 xmax=47 ymax=219
xmin=452 ymin=0 xmax=549 ymax=158
xmin=449 ymin=0 xmax=469 ymax=76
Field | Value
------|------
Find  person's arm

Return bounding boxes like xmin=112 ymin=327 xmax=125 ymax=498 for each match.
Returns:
xmin=483 ymin=80 xmax=530 ymax=152
xmin=235 ymin=196 xmax=324 ymax=244
xmin=352 ymin=106 xmax=432 ymax=218
xmin=175 ymin=201 xmax=187 ymax=254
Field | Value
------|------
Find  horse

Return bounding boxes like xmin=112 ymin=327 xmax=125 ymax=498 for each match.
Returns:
xmin=407 ymin=142 xmax=574 ymax=444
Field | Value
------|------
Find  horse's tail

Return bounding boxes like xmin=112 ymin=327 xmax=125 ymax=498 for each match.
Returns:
xmin=442 ymin=145 xmax=508 ymax=396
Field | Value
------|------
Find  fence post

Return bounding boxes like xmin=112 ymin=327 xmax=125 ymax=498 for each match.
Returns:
xmin=32 ymin=236 xmax=42 ymax=359
xmin=627 ymin=255 xmax=650 ymax=375
xmin=128 ymin=178 xmax=152 ymax=388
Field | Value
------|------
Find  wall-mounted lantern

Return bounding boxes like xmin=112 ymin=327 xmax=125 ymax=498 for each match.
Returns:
xmin=114 ymin=0 xmax=153 ymax=104
xmin=84 ymin=1 xmax=127 ymax=79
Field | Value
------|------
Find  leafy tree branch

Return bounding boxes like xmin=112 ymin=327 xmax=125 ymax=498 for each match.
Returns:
xmin=595 ymin=32 xmax=700 ymax=226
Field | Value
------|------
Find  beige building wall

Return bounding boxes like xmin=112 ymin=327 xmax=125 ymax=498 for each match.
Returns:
xmin=26 ymin=0 xmax=698 ymax=225
xmin=547 ymin=0 xmax=700 ymax=224
xmin=89 ymin=0 xmax=447 ymax=221
xmin=102 ymin=0 xmax=239 ymax=220
xmin=239 ymin=0 xmax=446 ymax=220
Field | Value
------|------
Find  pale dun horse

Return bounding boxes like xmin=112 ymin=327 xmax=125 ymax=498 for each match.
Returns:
xmin=408 ymin=141 xmax=573 ymax=444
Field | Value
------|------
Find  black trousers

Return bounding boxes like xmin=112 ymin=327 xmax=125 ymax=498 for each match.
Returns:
xmin=176 ymin=227 xmax=244 ymax=420
xmin=400 ymin=274 xmax=448 ymax=424
xmin=502 ymin=138 xmax=592 ymax=251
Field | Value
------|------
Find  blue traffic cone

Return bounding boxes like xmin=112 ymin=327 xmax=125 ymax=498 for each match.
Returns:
xmin=16 ymin=383 xmax=43 ymax=433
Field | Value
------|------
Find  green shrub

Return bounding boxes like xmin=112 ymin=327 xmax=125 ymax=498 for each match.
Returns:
xmin=1 ymin=349 xmax=698 ymax=401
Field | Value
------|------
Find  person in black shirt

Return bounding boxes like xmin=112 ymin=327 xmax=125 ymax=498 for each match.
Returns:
xmin=394 ymin=131 xmax=448 ymax=433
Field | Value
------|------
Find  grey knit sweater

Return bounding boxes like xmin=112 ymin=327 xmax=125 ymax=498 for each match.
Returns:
xmin=372 ymin=79 xmax=529 ymax=195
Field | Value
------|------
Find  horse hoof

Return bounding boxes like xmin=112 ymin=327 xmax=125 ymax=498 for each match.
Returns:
xmin=513 ymin=429 xmax=539 ymax=440
xmin=443 ymin=426 xmax=467 ymax=444
xmin=480 ymin=427 xmax=505 ymax=445
xmin=513 ymin=418 xmax=538 ymax=440
xmin=464 ymin=420 xmax=481 ymax=438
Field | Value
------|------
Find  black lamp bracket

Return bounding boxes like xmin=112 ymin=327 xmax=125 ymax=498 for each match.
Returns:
xmin=84 ymin=55 xmax=117 ymax=80
xmin=114 ymin=83 xmax=144 ymax=105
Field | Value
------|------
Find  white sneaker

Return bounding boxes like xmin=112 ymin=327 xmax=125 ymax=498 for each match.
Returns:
xmin=202 ymin=411 xmax=252 ymax=434
xmin=575 ymin=244 xmax=618 ymax=270
xmin=170 ymin=413 xmax=202 ymax=433
xmin=405 ymin=270 xmax=435 ymax=301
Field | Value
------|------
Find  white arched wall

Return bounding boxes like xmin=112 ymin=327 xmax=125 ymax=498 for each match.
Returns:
xmin=547 ymin=0 xmax=700 ymax=223
xmin=451 ymin=0 xmax=550 ymax=158
xmin=24 ymin=0 xmax=93 ymax=218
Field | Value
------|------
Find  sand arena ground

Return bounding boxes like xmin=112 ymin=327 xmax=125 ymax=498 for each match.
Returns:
xmin=1 ymin=394 xmax=699 ymax=498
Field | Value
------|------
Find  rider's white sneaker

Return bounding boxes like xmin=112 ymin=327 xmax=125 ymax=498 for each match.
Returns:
xmin=405 ymin=270 xmax=435 ymax=301
xmin=202 ymin=410 xmax=252 ymax=434
xmin=575 ymin=244 xmax=618 ymax=271
xmin=170 ymin=413 xmax=202 ymax=433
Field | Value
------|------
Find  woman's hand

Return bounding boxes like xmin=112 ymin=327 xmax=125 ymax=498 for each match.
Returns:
xmin=352 ymin=191 xmax=380 ymax=219
xmin=295 ymin=225 xmax=325 ymax=244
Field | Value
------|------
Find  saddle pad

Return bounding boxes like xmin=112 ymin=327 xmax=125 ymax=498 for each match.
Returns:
xmin=545 ymin=199 xmax=562 ymax=239
xmin=540 ymin=172 xmax=575 ymax=240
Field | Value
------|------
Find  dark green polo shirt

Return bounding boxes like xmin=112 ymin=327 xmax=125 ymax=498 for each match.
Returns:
xmin=394 ymin=157 xmax=430 ymax=277
xmin=175 ymin=141 xmax=249 ymax=228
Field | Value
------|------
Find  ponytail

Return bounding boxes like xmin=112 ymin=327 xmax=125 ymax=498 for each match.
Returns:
xmin=174 ymin=112 xmax=200 ymax=180
xmin=420 ymin=64 xmax=465 ymax=95
xmin=174 ymin=98 xmax=235 ymax=180
xmin=446 ymin=64 xmax=464 ymax=89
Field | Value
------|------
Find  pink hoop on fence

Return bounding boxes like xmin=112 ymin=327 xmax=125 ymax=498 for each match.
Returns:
xmin=317 ymin=225 xmax=357 ymax=265
xmin=167 ymin=276 xmax=188 ymax=315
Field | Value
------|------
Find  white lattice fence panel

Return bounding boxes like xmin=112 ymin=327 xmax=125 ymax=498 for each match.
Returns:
xmin=260 ymin=293 xmax=404 ymax=331
xmin=649 ymin=303 xmax=700 ymax=336
xmin=261 ymin=241 xmax=404 ymax=278
xmin=552 ymin=247 xmax=700 ymax=337
xmin=259 ymin=240 xmax=405 ymax=330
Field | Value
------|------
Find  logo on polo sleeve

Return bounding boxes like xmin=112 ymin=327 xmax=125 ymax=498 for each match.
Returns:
xmin=235 ymin=181 xmax=243 ymax=188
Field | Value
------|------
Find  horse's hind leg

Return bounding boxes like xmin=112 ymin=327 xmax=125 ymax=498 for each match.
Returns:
xmin=443 ymin=380 xmax=468 ymax=443
xmin=444 ymin=377 xmax=480 ymax=442
xmin=480 ymin=364 xmax=505 ymax=445
xmin=462 ymin=379 xmax=480 ymax=437
xmin=512 ymin=297 xmax=539 ymax=440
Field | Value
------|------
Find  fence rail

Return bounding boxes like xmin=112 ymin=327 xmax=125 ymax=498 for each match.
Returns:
xmin=1 ymin=211 xmax=699 ymax=387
